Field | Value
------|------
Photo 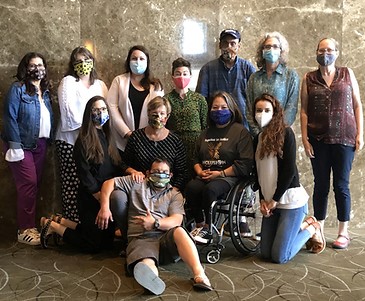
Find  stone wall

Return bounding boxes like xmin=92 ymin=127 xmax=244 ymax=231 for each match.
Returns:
xmin=1 ymin=0 xmax=364 ymax=231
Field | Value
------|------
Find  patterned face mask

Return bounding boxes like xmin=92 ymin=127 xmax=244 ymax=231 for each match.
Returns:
xmin=148 ymin=172 xmax=171 ymax=188
xmin=74 ymin=59 xmax=94 ymax=76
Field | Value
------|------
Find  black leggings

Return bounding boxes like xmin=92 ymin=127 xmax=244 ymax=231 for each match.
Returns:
xmin=185 ymin=178 xmax=231 ymax=225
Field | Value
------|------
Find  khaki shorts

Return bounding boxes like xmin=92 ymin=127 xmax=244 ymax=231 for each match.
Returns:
xmin=126 ymin=226 xmax=192 ymax=272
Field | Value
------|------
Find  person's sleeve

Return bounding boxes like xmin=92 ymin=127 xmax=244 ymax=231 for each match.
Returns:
xmin=232 ymin=127 xmax=254 ymax=177
xmin=106 ymin=76 xmax=131 ymax=138
xmin=284 ymin=69 xmax=300 ymax=126
xmin=199 ymin=95 xmax=208 ymax=130
xmin=171 ymin=138 xmax=187 ymax=190
xmin=100 ymin=80 xmax=109 ymax=98
xmin=3 ymin=84 xmax=22 ymax=149
xmin=114 ymin=175 xmax=134 ymax=193
xmin=195 ymin=65 xmax=209 ymax=98
xmin=245 ymin=75 xmax=260 ymax=136
xmin=73 ymin=139 xmax=99 ymax=194
xmin=272 ymin=128 xmax=297 ymax=202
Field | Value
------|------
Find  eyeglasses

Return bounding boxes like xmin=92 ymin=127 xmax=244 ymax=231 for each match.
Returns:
xmin=28 ymin=63 xmax=44 ymax=70
xmin=263 ymin=44 xmax=281 ymax=50
xmin=92 ymin=107 xmax=107 ymax=114
xmin=317 ymin=48 xmax=336 ymax=54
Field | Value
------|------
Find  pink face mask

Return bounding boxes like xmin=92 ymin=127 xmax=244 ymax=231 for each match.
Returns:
xmin=172 ymin=76 xmax=190 ymax=89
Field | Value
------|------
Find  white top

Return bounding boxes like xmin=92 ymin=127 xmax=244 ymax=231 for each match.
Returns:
xmin=39 ymin=100 xmax=51 ymax=138
xmin=256 ymin=135 xmax=308 ymax=210
xmin=106 ymin=73 xmax=164 ymax=151
xmin=55 ymin=75 xmax=108 ymax=145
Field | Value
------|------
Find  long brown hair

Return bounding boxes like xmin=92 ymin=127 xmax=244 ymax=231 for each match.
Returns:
xmin=124 ymin=45 xmax=163 ymax=91
xmin=254 ymin=93 xmax=286 ymax=159
xmin=78 ymin=96 xmax=121 ymax=165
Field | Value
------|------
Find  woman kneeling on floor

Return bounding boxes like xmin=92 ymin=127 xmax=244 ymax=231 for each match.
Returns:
xmin=253 ymin=93 xmax=325 ymax=263
xmin=40 ymin=96 xmax=124 ymax=252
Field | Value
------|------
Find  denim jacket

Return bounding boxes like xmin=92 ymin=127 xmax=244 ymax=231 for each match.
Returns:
xmin=1 ymin=81 xmax=53 ymax=150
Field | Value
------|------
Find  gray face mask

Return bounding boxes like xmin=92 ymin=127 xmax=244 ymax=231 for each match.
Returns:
xmin=316 ymin=53 xmax=336 ymax=66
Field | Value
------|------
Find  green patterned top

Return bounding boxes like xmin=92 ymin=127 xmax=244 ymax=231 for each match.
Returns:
xmin=165 ymin=89 xmax=208 ymax=179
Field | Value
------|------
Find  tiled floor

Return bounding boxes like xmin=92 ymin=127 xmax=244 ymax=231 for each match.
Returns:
xmin=0 ymin=228 xmax=364 ymax=300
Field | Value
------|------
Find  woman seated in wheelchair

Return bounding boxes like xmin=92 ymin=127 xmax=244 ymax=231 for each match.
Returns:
xmin=253 ymin=93 xmax=325 ymax=264
xmin=185 ymin=91 xmax=254 ymax=244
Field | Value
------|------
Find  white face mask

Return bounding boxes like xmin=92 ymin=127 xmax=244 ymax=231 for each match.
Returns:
xmin=255 ymin=111 xmax=273 ymax=128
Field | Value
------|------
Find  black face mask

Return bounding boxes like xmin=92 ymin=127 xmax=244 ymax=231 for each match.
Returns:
xmin=27 ymin=68 xmax=46 ymax=80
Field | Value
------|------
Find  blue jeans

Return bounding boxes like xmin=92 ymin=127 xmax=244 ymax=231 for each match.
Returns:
xmin=260 ymin=203 xmax=310 ymax=264
xmin=309 ymin=138 xmax=355 ymax=222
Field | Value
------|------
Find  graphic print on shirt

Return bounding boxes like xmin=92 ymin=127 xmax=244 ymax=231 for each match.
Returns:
xmin=203 ymin=138 xmax=227 ymax=168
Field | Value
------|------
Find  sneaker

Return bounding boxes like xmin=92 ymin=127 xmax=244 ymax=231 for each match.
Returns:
xmin=193 ymin=228 xmax=211 ymax=244
xmin=190 ymin=227 xmax=203 ymax=237
xmin=18 ymin=228 xmax=41 ymax=245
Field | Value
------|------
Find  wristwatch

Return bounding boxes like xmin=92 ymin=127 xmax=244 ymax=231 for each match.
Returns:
xmin=154 ymin=218 xmax=160 ymax=230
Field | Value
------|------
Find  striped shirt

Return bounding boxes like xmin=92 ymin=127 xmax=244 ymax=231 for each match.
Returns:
xmin=124 ymin=128 xmax=187 ymax=189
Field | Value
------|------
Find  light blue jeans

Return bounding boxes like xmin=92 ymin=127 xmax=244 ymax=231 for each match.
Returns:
xmin=260 ymin=203 xmax=311 ymax=264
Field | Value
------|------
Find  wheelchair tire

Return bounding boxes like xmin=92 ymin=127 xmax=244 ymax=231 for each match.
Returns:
xmin=206 ymin=249 xmax=220 ymax=264
xmin=228 ymin=179 xmax=261 ymax=254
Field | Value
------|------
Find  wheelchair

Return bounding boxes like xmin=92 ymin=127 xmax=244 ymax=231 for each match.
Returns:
xmin=186 ymin=176 xmax=261 ymax=264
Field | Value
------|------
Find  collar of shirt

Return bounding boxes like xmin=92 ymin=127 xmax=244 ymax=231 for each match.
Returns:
xmin=219 ymin=55 xmax=239 ymax=70
xmin=260 ymin=63 xmax=285 ymax=75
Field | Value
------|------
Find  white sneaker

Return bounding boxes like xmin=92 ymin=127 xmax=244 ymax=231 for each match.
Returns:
xmin=18 ymin=228 xmax=41 ymax=245
xmin=190 ymin=227 xmax=210 ymax=244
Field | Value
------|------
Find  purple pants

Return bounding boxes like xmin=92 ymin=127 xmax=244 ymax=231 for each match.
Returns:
xmin=5 ymin=139 xmax=47 ymax=230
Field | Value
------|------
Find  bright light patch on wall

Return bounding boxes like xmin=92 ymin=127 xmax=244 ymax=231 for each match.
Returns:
xmin=182 ymin=20 xmax=206 ymax=55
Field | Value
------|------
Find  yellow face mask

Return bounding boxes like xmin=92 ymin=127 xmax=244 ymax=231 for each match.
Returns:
xmin=74 ymin=59 xmax=94 ymax=76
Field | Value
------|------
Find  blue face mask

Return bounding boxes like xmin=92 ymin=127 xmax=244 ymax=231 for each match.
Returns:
xmin=130 ymin=60 xmax=147 ymax=75
xmin=262 ymin=49 xmax=281 ymax=64
xmin=210 ymin=109 xmax=232 ymax=125
xmin=316 ymin=53 xmax=336 ymax=66
xmin=92 ymin=111 xmax=109 ymax=127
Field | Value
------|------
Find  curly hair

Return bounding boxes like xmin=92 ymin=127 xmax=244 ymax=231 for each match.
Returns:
xmin=255 ymin=32 xmax=289 ymax=68
xmin=254 ymin=93 xmax=286 ymax=159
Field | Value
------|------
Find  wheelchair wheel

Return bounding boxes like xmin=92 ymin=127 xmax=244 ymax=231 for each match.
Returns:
xmin=228 ymin=180 xmax=261 ymax=254
xmin=206 ymin=249 xmax=220 ymax=264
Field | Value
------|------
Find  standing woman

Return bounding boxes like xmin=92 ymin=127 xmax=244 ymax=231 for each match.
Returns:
xmin=56 ymin=46 xmax=108 ymax=222
xmin=165 ymin=57 xmax=208 ymax=181
xmin=2 ymin=52 xmax=53 ymax=245
xmin=41 ymin=96 xmax=122 ymax=252
xmin=107 ymin=45 xmax=164 ymax=152
xmin=254 ymin=93 xmax=325 ymax=264
xmin=246 ymin=32 xmax=299 ymax=136
xmin=300 ymin=38 xmax=363 ymax=249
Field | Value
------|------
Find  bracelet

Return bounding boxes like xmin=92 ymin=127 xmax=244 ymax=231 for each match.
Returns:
xmin=220 ymin=170 xmax=226 ymax=177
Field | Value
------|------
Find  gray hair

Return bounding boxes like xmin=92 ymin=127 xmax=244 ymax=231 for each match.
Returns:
xmin=255 ymin=31 xmax=289 ymax=68
xmin=316 ymin=37 xmax=340 ymax=51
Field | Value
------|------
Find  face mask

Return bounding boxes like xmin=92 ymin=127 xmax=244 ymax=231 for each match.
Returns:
xmin=27 ymin=68 xmax=46 ymax=80
xmin=316 ymin=53 xmax=336 ymax=66
xmin=210 ymin=109 xmax=232 ymax=125
xmin=172 ymin=76 xmax=190 ymax=90
xmin=130 ymin=60 xmax=147 ymax=75
xmin=148 ymin=114 xmax=166 ymax=129
xmin=255 ymin=112 xmax=273 ymax=128
xmin=148 ymin=172 xmax=171 ymax=188
xmin=74 ymin=60 xmax=94 ymax=76
xmin=221 ymin=46 xmax=238 ymax=61
xmin=262 ymin=49 xmax=281 ymax=64
xmin=92 ymin=111 xmax=109 ymax=127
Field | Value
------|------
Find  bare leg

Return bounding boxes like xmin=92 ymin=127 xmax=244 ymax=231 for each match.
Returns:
xmin=173 ymin=227 xmax=205 ymax=277
xmin=140 ymin=258 xmax=158 ymax=276
xmin=337 ymin=221 xmax=349 ymax=242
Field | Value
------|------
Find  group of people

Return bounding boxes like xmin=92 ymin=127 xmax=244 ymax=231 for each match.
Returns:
xmin=1 ymin=28 xmax=363 ymax=294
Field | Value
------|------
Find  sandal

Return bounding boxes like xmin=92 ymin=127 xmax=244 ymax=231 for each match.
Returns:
xmin=192 ymin=274 xmax=213 ymax=291
xmin=332 ymin=234 xmax=350 ymax=249
xmin=302 ymin=216 xmax=317 ymax=251
xmin=40 ymin=216 xmax=54 ymax=249
xmin=310 ymin=222 xmax=326 ymax=254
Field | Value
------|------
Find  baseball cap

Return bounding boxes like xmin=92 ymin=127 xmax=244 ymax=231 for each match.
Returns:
xmin=219 ymin=29 xmax=241 ymax=41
